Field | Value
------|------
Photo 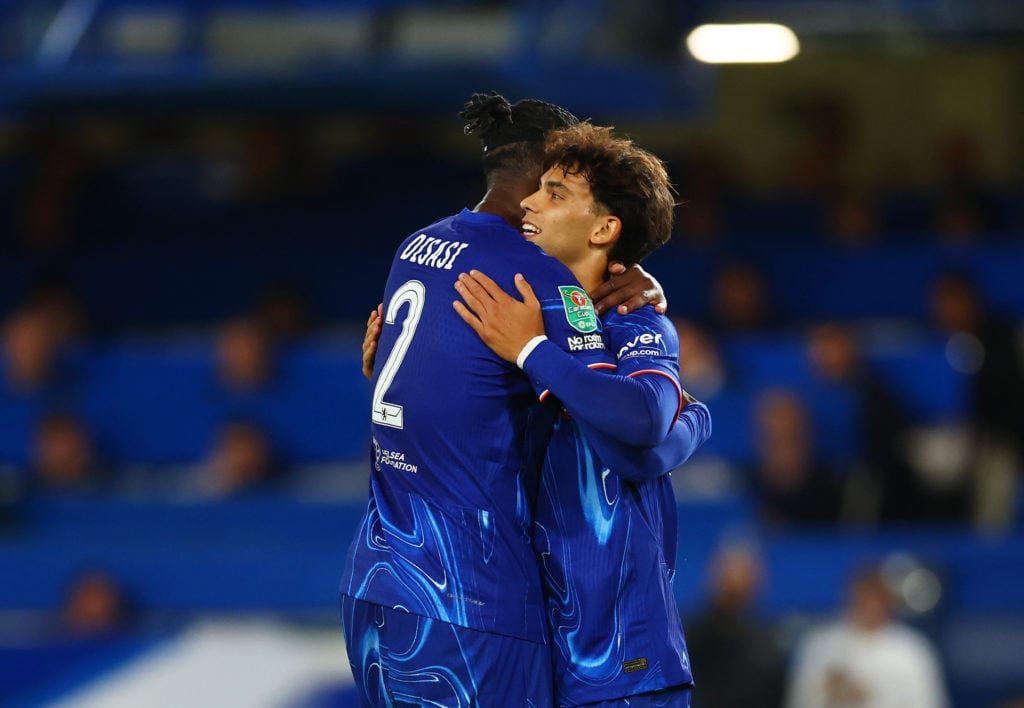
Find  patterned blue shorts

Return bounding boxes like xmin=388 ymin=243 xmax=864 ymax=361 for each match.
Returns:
xmin=573 ymin=685 xmax=693 ymax=708
xmin=341 ymin=594 xmax=554 ymax=707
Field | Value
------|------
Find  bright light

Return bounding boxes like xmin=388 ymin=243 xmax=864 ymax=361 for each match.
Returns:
xmin=686 ymin=23 xmax=800 ymax=64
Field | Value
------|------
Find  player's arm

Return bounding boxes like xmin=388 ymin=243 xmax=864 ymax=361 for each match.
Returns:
xmin=523 ymin=339 xmax=682 ymax=447
xmin=590 ymin=261 xmax=668 ymax=316
xmin=453 ymin=270 xmax=678 ymax=448
xmin=578 ymin=394 xmax=712 ymax=483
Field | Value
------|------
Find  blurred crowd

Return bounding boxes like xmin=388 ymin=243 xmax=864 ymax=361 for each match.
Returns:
xmin=4 ymin=259 xmax=1022 ymax=534
xmin=669 ymin=94 xmax=1015 ymax=250
xmin=37 ymin=547 xmax=1024 ymax=708
xmin=686 ymin=542 xmax=977 ymax=708
xmin=672 ymin=262 xmax=1024 ymax=532
xmin=1 ymin=105 xmax=1022 ymax=541
xmin=0 ymin=281 xmax=316 ymax=511
xmin=1 ymin=91 xmax=1020 ymax=257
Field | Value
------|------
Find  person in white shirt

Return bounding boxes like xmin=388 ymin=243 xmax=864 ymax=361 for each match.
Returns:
xmin=785 ymin=567 xmax=950 ymax=708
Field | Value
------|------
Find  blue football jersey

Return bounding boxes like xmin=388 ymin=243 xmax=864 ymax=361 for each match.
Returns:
xmin=341 ymin=209 xmax=608 ymax=644
xmin=534 ymin=307 xmax=696 ymax=706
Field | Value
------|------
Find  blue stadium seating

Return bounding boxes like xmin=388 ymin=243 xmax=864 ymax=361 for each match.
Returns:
xmin=1 ymin=342 xmax=371 ymax=468
xmin=0 ymin=329 xmax=973 ymax=470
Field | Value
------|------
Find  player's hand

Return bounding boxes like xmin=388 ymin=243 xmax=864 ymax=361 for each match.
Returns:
xmin=453 ymin=270 xmax=544 ymax=364
xmin=361 ymin=303 xmax=383 ymax=380
xmin=589 ymin=262 xmax=668 ymax=316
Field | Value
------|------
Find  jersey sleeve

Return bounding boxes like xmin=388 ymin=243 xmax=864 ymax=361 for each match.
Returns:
xmin=578 ymin=400 xmax=712 ymax=483
xmin=521 ymin=306 xmax=684 ymax=448
xmin=532 ymin=279 xmax=613 ymax=377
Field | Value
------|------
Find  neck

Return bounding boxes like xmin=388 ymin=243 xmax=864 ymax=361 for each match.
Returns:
xmin=473 ymin=189 xmax=525 ymax=229
xmin=472 ymin=170 xmax=535 ymax=228
xmin=566 ymin=253 xmax=608 ymax=295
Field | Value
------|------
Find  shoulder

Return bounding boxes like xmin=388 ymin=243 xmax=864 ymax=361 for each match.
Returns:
xmin=604 ymin=305 xmax=677 ymax=335
xmin=453 ymin=215 xmax=576 ymax=281
xmin=487 ymin=241 xmax=582 ymax=300
xmin=603 ymin=306 xmax=679 ymax=360
xmin=412 ymin=212 xmax=460 ymax=237
xmin=884 ymin=624 xmax=941 ymax=658
xmin=395 ymin=213 xmax=459 ymax=251
xmin=797 ymin=622 xmax=851 ymax=657
xmin=406 ymin=210 xmax=507 ymax=245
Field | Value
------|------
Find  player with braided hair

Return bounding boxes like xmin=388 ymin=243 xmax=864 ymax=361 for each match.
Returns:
xmin=341 ymin=92 xmax=666 ymax=707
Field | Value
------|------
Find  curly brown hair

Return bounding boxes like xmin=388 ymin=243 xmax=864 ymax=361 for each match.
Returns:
xmin=542 ymin=123 xmax=675 ymax=265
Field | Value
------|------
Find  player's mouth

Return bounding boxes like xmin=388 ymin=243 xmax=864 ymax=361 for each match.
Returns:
xmin=522 ymin=221 xmax=541 ymax=239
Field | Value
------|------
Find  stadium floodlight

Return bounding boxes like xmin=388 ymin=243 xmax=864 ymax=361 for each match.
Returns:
xmin=685 ymin=23 xmax=800 ymax=64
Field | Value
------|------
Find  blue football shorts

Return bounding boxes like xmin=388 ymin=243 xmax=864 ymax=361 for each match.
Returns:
xmin=341 ymin=594 xmax=554 ymax=707
xmin=572 ymin=685 xmax=693 ymax=708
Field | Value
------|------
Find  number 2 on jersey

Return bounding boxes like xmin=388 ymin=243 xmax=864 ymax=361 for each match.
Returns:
xmin=371 ymin=280 xmax=425 ymax=429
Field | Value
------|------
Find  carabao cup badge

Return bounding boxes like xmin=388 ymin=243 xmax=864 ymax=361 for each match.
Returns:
xmin=558 ymin=286 xmax=598 ymax=333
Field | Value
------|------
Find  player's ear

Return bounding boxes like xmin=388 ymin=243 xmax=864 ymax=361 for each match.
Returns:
xmin=592 ymin=216 xmax=621 ymax=247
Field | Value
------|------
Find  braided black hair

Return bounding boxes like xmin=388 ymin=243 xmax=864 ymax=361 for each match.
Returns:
xmin=460 ymin=91 xmax=579 ymax=176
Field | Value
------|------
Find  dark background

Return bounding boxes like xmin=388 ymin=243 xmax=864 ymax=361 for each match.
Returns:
xmin=0 ymin=1 xmax=1022 ymax=706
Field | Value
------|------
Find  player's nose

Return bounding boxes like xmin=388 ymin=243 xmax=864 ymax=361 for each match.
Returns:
xmin=520 ymin=189 xmax=540 ymax=213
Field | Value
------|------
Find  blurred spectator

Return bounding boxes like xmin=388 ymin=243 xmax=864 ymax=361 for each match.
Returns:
xmin=781 ymin=93 xmax=856 ymax=196
xmin=933 ymin=194 xmax=988 ymax=242
xmin=669 ymin=318 xmax=740 ymax=498
xmin=750 ymin=388 xmax=842 ymax=526
xmin=191 ymin=420 xmax=280 ymax=498
xmin=238 ymin=123 xmax=292 ymax=201
xmin=674 ymin=318 xmax=726 ymax=400
xmin=900 ymin=423 xmax=972 ymax=523
xmin=671 ymin=143 xmax=737 ymax=247
xmin=31 ymin=412 xmax=107 ymax=494
xmin=2 ymin=307 xmax=61 ymax=393
xmin=18 ymin=132 xmax=90 ymax=252
xmin=805 ymin=323 xmax=920 ymax=523
xmin=60 ymin=568 xmax=132 ymax=637
xmin=24 ymin=278 xmax=89 ymax=344
xmin=928 ymin=271 xmax=1024 ymax=530
xmin=823 ymin=188 xmax=880 ymax=247
xmin=256 ymin=282 xmax=313 ymax=342
xmin=709 ymin=262 xmax=776 ymax=335
xmin=686 ymin=541 xmax=785 ymax=708
xmin=235 ymin=120 xmax=330 ymax=203
xmin=931 ymin=130 xmax=993 ymax=242
xmin=215 ymin=317 xmax=274 ymax=391
xmin=785 ymin=566 xmax=950 ymax=708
